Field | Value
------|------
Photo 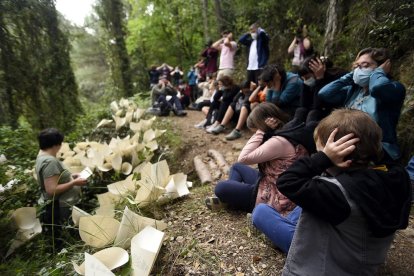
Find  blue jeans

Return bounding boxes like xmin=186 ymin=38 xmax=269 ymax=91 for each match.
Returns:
xmin=252 ymin=204 xmax=302 ymax=253
xmin=214 ymin=163 xmax=259 ymax=212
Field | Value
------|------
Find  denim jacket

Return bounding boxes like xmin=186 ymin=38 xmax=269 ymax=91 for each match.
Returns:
xmin=318 ymin=68 xmax=405 ymax=160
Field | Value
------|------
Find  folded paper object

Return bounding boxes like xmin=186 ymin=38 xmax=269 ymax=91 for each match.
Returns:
xmin=72 ymin=206 xmax=91 ymax=226
xmin=73 ymin=247 xmax=129 ymax=275
xmin=85 ymin=253 xmax=114 ymax=276
xmin=12 ymin=207 xmax=37 ymax=230
xmin=131 ymin=226 xmax=164 ymax=276
xmin=114 ymin=206 xmax=167 ymax=249
xmin=7 ymin=208 xmax=42 ymax=257
xmin=79 ymin=216 xmax=120 ymax=248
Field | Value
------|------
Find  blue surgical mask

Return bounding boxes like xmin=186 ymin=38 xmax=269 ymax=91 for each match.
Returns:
xmin=303 ymin=77 xmax=316 ymax=87
xmin=353 ymin=67 xmax=373 ymax=87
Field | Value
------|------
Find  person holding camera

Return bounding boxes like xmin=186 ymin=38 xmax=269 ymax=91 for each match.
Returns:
xmin=287 ymin=25 xmax=313 ymax=72
xmin=283 ymin=56 xmax=347 ymax=128
xmin=151 ymin=76 xmax=187 ymax=116
xmin=318 ymin=48 xmax=406 ymax=161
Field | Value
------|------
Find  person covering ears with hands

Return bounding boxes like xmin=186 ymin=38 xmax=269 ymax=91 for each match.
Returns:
xmin=277 ymin=109 xmax=411 ymax=275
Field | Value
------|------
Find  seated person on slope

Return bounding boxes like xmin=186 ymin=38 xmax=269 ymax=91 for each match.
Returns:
xmin=277 ymin=109 xmax=411 ymax=275
xmin=150 ymin=76 xmax=187 ymax=116
xmin=205 ymin=103 xmax=312 ymax=253
xmin=208 ymin=80 xmax=254 ymax=140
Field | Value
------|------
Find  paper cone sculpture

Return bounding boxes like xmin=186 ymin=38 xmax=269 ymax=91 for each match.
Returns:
xmin=73 ymin=247 xmax=129 ymax=275
xmin=131 ymin=226 xmax=164 ymax=276
xmin=133 ymin=109 xmax=145 ymax=121
xmin=84 ymin=253 xmax=115 ymax=276
xmin=110 ymin=101 xmax=119 ymax=113
xmin=79 ymin=216 xmax=120 ymax=248
xmin=114 ymin=206 xmax=167 ymax=249
xmin=12 ymin=207 xmax=37 ymax=229
xmin=107 ymin=174 xmax=136 ymax=196
xmin=96 ymin=119 xmax=113 ymax=129
xmin=121 ymin=162 xmax=133 ymax=175
xmin=97 ymin=192 xmax=121 ymax=207
xmin=72 ymin=206 xmax=91 ymax=226
xmin=7 ymin=208 xmax=42 ymax=257
xmin=113 ymin=116 xmax=126 ymax=130
xmin=164 ymin=173 xmax=190 ymax=199
xmin=111 ymin=153 xmax=122 ymax=172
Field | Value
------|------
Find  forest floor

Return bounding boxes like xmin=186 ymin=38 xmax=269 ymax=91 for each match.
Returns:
xmin=152 ymin=110 xmax=414 ymax=276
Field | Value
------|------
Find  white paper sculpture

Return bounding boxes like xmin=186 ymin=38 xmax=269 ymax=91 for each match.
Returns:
xmin=73 ymin=247 xmax=129 ymax=275
xmin=114 ymin=206 xmax=167 ymax=249
xmin=131 ymin=226 xmax=164 ymax=276
xmin=79 ymin=216 xmax=120 ymax=248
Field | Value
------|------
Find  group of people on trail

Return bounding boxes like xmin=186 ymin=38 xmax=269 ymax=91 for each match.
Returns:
xmin=32 ymin=21 xmax=413 ymax=275
xmin=183 ymin=22 xmax=411 ymax=275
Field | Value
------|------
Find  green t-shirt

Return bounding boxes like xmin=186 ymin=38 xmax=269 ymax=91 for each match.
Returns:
xmin=35 ymin=154 xmax=81 ymax=207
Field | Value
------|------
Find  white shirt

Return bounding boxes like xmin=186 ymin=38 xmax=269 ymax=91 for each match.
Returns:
xmin=247 ymin=39 xmax=259 ymax=70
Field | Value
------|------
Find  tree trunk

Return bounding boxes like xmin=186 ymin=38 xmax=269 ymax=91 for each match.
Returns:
xmin=323 ymin=0 xmax=339 ymax=57
xmin=213 ymin=0 xmax=225 ymax=33
xmin=201 ymin=0 xmax=209 ymax=42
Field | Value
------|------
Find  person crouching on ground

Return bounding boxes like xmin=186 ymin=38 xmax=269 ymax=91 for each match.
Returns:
xmin=277 ymin=109 xmax=411 ymax=275
xmin=35 ymin=128 xmax=88 ymax=248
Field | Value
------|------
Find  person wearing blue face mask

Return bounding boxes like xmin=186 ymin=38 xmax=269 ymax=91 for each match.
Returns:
xmin=284 ymin=56 xmax=347 ymax=129
xmin=318 ymin=48 xmax=406 ymax=161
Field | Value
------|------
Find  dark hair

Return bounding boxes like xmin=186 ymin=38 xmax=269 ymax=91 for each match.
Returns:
xmin=247 ymin=102 xmax=289 ymax=132
xmin=221 ymin=30 xmax=231 ymax=36
xmin=38 ymin=128 xmax=64 ymax=150
xmin=240 ymin=80 xmax=250 ymax=90
xmin=217 ymin=75 xmax=235 ymax=88
xmin=259 ymin=64 xmax=287 ymax=85
xmin=314 ymin=109 xmax=383 ymax=166
xmin=355 ymin=48 xmax=390 ymax=67
xmin=298 ymin=55 xmax=335 ymax=77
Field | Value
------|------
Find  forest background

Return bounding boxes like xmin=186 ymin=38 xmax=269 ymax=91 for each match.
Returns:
xmin=0 ymin=0 xmax=414 ymax=273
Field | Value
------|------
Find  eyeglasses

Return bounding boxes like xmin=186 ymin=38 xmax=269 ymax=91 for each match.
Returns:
xmin=352 ymin=61 xmax=376 ymax=69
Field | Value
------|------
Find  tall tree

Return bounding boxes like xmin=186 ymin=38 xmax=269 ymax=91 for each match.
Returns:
xmin=201 ymin=0 xmax=209 ymax=41
xmin=323 ymin=0 xmax=339 ymax=57
xmin=95 ymin=0 xmax=133 ymax=98
xmin=0 ymin=0 xmax=82 ymax=131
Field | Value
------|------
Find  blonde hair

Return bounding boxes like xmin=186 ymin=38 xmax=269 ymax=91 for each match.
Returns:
xmin=314 ymin=109 xmax=383 ymax=165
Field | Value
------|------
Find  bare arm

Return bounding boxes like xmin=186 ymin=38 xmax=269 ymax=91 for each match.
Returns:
xmin=212 ymin=38 xmax=223 ymax=49
xmin=44 ymin=175 xmax=86 ymax=197
xmin=287 ymin=37 xmax=297 ymax=54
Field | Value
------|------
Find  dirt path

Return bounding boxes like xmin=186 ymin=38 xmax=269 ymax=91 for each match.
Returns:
xmin=155 ymin=111 xmax=414 ymax=275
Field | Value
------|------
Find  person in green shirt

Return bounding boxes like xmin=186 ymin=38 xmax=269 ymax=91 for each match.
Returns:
xmin=35 ymin=128 xmax=87 ymax=248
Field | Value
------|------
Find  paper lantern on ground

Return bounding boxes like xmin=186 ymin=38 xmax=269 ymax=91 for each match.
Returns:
xmin=72 ymin=206 xmax=91 ymax=226
xmin=79 ymin=216 xmax=120 ymax=248
xmin=107 ymin=174 xmax=136 ymax=196
xmin=114 ymin=206 xmax=167 ymax=249
xmin=131 ymin=226 xmax=164 ymax=276
xmin=73 ymin=247 xmax=129 ymax=275
xmin=12 ymin=207 xmax=37 ymax=230
xmin=96 ymin=119 xmax=113 ymax=129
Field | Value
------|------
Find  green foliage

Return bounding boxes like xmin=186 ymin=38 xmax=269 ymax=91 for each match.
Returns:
xmin=0 ymin=0 xmax=83 ymax=132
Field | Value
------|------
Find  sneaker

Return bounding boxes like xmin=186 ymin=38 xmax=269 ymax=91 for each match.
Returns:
xmin=225 ymin=129 xmax=242 ymax=140
xmin=194 ymin=119 xmax=207 ymax=129
xmin=206 ymin=123 xmax=219 ymax=133
xmin=172 ymin=108 xmax=187 ymax=116
xmin=205 ymin=196 xmax=227 ymax=211
xmin=210 ymin=124 xmax=225 ymax=135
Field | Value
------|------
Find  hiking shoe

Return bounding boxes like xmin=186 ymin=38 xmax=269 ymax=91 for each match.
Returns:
xmin=225 ymin=129 xmax=242 ymax=140
xmin=173 ymin=108 xmax=187 ymax=116
xmin=210 ymin=124 xmax=225 ymax=135
xmin=205 ymin=196 xmax=227 ymax=211
xmin=194 ymin=119 xmax=207 ymax=129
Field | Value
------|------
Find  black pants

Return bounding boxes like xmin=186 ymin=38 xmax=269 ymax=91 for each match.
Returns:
xmin=247 ymin=69 xmax=262 ymax=84
xmin=41 ymin=200 xmax=71 ymax=251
